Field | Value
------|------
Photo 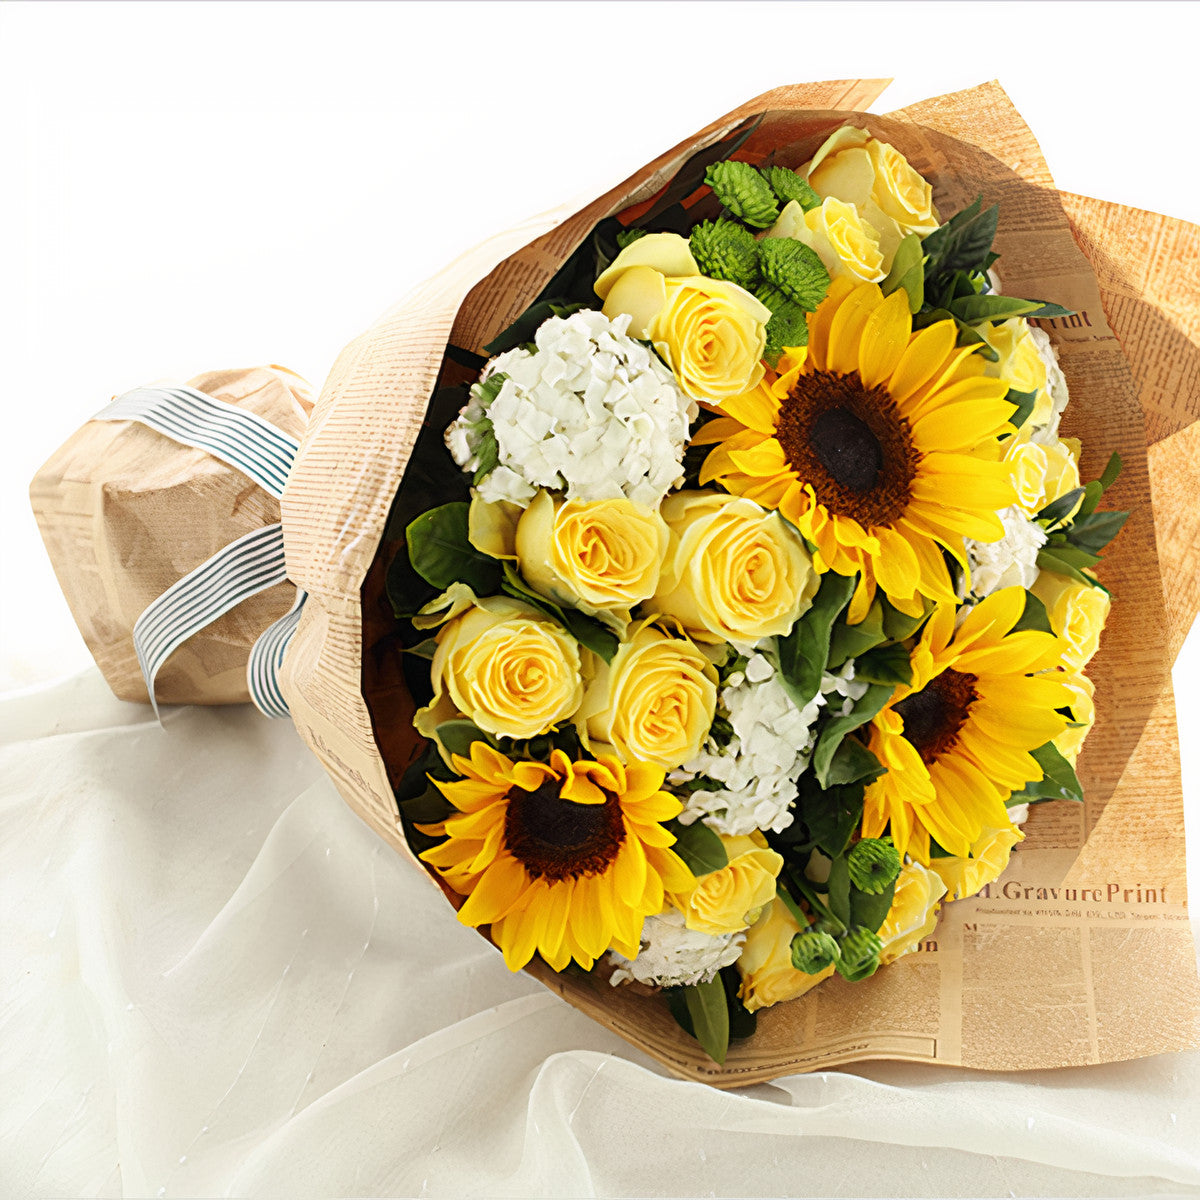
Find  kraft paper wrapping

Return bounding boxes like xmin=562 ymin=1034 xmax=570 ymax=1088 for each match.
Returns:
xmin=278 ymin=81 xmax=1200 ymax=1085
xmin=30 ymin=365 xmax=313 ymax=706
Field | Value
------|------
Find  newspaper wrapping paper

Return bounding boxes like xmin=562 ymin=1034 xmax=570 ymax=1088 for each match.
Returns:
xmin=30 ymin=365 xmax=313 ymax=707
xmin=274 ymin=79 xmax=1200 ymax=1087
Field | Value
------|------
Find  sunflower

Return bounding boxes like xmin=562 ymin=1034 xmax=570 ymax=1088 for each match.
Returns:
xmin=861 ymin=586 xmax=1072 ymax=863
xmin=418 ymin=743 xmax=694 ymax=972
xmin=695 ymin=278 xmax=1018 ymax=621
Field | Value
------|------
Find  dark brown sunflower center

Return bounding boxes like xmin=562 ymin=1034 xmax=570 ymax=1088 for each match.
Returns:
xmin=775 ymin=370 xmax=919 ymax=528
xmin=894 ymin=667 xmax=979 ymax=765
xmin=503 ymin=778 xmax=626 ymax=883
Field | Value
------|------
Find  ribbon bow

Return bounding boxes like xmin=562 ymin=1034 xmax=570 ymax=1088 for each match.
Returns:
xmin=94 ymin=385 xmax=306 ymax=718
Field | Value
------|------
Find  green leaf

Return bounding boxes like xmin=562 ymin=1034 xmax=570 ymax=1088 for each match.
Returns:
xmin=1007 ymin=740 xmax=1084 ymax=805
xmin=402 ymin=637 xmax=440 ymax=660
xmin=1005 ymin=387 xmax=1039 ymax=433
xmin=911 ymin=306 xmax=955 ymax=332
xmin=704 ymin=160 xmax=779 ymax=229
xmin=853 ymin=643 xmax=913 ymax=687
xmin=394 ymin=744 xmax=457 ymax=854
xmin=1037 ymin=487 xmax=1087 ymax=530
xmin=669 ymin=820 xmax=729 ymax=876
xmin=399 ymin=778 xmax=453 ymax=827
xmin=615 ymin=227 xmax=648 ymax=249
xmin=776 ymin=572 xmax=856 ymax=709
xmin=849 ymin=877 xmax=896 ymax=935
xmin=827 ymin=598 xmax=887 ymax=670
xmin=684 ymin=976 xmax=731 ymax=1065
xmin=821 ymin=738 xmax=885 ymax=787
xmin=775 ymin=880 xmax=811 ymax=929
xmin=880 ymin=233 xmax=925 ymax=314
xmin=1098 ymin=451 xmax=1123 ymax=491
xmin=719 ymin=966 xmax=757 ymax=1041
xmin=1012 ymin=590 xmax=1053 ymax=635
xmin=812 ymin=684 xmax=894 ymax=788
xmin=472 ymin=426 xmax=500 ymax=485
xmin=1035 ymin=547 xmax=1105 ymax=590
xmin=689 ymin=218 xmax=760 ymax=288
xmin=482 ymin=300 xmax=587 ymax=356
xmin=757 ymin=238 xmax=831 ymax=311
xmin=1066 ymin=509 xmax=1129 ymax=555
xmin=500 ymin=563 xmax=619 ymax=663
xmin=1040 ymin=543 xmax=1102 ymax=571
xmin=765 ymin=166 xmax=821 ymax=212
xmin=826 ymin=854 xmax=851 ymax=928
xmin=922 ymin=197 xmax=998 ymax=276
xmin=825 ymin=854 xmax=854 ymax=926
xmin=949 ymin=293 xmax=1041 ymax=325
xmin=1075 ymin=480 xmax=1104 ymax=520
xmin=880 ymin=595 xmax=931 ymax=643
xmin=556 ymin=608 xmax=619 ymax=664
xmin=796 ymin=778 xmax=865 ymax=859
xmin=435 ymin=720 xmax=497 ymax=760
xmin=406 ymin=502 xmax=502 ymax=594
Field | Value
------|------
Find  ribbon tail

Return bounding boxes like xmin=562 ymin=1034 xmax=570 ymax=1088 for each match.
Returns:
xmin=247 ymin=591 xmax=307 ymax=718
xmin=132 ymin=524 xmax=289 ymax=717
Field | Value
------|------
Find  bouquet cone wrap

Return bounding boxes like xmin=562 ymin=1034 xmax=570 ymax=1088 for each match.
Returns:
xmin=275 ymin=80 xmax=1200 ymax=1085
xmin=31 ymin=365 xmax=312 ymax=706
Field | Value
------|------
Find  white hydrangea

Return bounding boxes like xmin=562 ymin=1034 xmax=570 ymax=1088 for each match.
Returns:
xmin=608 ymin=909 xmax=744 ymax=988
xmin=445 ymin=309 xmax=696 ymax=507
xmin=965 ymin=505 xmax=1047 ymax=599
xmin=1007 ymin=803 xmax=1030 ymax=826
xmin=671 ymin=653 xmax=868 ymax=838
xmin=1027 ymin=325 xmax=1070 ymax=439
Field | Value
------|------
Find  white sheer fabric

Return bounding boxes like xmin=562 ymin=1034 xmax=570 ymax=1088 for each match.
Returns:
xmin=3 ymin=669 xmax=1198 ymax=1198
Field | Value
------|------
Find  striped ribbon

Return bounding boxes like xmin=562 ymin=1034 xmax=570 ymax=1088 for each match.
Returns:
xmin=94 ymin=385 xmax=306 ymax=717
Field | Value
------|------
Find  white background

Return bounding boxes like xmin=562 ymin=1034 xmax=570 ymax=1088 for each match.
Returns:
xmin=2 ymin=3 xmax=1199 ymax=1196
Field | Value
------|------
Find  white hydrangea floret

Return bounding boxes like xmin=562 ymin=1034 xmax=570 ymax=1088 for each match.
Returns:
xmin=671 ymin=653 xmax=867 ymax=837
xmin=964 ymin=505 xmax=1047 ymax=599
xmin=444 ymin=309 xmax=697 ymax=507
xmin=608 ymin=909 xmax=744 ymax=988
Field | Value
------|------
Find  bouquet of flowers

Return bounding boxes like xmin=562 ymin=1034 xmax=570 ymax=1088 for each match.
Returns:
xmin=383 ymin=123 xmax=1127 ymax=1063
xmin=38 ymin=79 xmax=1191 ymax=1084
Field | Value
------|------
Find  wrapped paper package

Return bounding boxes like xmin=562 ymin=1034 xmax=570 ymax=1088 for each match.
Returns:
xmin=30 ymin=365 xmax=312 ymax=706
xmin=274 ymin=80 xmax=1200 ymax=1085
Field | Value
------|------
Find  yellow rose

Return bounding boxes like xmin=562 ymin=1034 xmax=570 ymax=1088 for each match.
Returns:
xmin=578 ymin=619 xmax=717 ymax=769
xmin=806 ymin=126 xmax=938 ymax=239
xmin=1031 ymin=571 xmax=1111 ymax=672
xmin=595 ymin=234 xmax=770 ymax=403
xmin=650 ymin=491 xmax=819 ymax=645
xmin=876 ymin=860 xmax=948 ymax=964
xmin=514 ymin=490 xmax=668 ymax=621
xmin=670 ymin=832 xmax=784 ymax=935
xmin=1054 ymin=671 xmax=1096 ymax=766
xmin=929 ymin=822 xmax=1024 ymax=903
xmin=414 ymin=596 xmax=583 ymax=751
xmin=737 ymin=899 xmax=834 ymax=1013
xmin=1005 ymin=435 xmax=1081 ymax=517
xmin=983 ymin=318 xmax=1054 ymax=428
xmin=766 ymin=197 xmax=885 ymax=283
xmin=593 ymin=232 xmax=699 ymax=303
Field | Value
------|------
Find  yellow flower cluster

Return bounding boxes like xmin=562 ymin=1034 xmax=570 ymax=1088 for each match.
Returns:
xmin=763 ymin=126 xmax=939 ymax=283
xmin=415 ymin=487 xmax=817 ymax=772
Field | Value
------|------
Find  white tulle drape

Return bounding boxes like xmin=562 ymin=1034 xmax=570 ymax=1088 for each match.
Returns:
xmin=3 ymin=670 xmax=1198 ymax=1198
